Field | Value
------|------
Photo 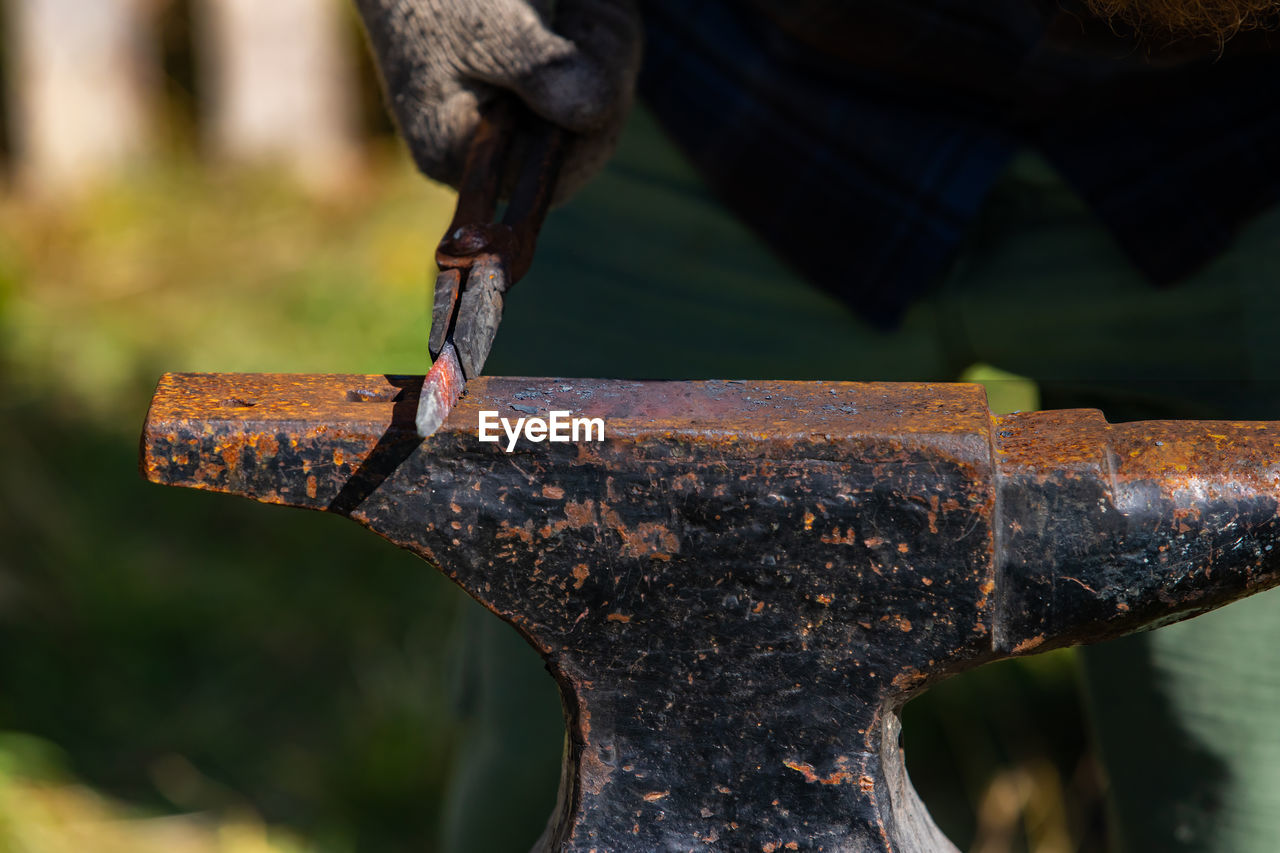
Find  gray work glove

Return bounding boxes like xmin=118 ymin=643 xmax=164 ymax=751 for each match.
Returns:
xmin=355 ymin=0 xmax=642 ymax=198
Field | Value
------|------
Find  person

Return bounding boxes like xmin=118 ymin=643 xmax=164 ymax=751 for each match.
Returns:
xmin=354 ymin=1 xmax=1280 ymax=850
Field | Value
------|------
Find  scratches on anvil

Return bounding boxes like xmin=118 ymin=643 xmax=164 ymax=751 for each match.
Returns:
xmin=1061 ymin=575 xmax=1097 ymax=595
xmin=814 ymin=692 xmax=860 ymax=720
xmin=521 ymin=496 xmax=683 ymax=562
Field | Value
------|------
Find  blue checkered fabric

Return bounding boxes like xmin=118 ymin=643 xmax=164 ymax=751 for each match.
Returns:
xmin=637 ymin=0 xmax=1280 ymax=326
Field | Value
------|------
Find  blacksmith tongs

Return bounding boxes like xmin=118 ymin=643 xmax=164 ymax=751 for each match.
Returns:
xmin=416 ymin=102 xmax=566 ymax=437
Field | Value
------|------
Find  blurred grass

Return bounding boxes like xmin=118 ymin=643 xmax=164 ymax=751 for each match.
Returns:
xmin=0 ymin=731 xmax=303 ymax=853
xmin=0 ymin=144 xmax=1105 ymax=852
xmin=960 ymin=363 xmax=1041 ymax=415
xmin=0 ymin=147 xmax=469 ymax=852
xmin=0 ymin=147 xmax=453 ymax=422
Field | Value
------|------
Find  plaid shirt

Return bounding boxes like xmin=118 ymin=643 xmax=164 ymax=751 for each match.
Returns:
xmin=637 ymin=0 xmax=1280 ymax=326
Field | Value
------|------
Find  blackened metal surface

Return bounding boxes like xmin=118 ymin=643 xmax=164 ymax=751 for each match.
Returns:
xmin=141 ymin=374 xmax=1280 ymax=852
xmin=451 ymin=258 xmax=506 ymax=380
xmin=428 ymin=268 xmax=461 ymax=360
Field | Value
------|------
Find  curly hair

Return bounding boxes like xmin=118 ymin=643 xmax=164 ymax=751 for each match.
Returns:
xmin=1086 ymin=0 xmax=1280 ymax=39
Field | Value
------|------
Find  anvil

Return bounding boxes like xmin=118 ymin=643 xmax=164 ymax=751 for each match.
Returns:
xmin=141 ymin=372 xmax=1280 ymax=852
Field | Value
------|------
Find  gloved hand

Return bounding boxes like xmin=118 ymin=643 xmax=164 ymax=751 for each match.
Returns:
xmin=355 ymin=0 xmax=642 ymax=198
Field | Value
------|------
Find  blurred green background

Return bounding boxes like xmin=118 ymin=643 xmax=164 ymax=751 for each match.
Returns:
xmin=0 ymin=1 xmax=1105 ymax=851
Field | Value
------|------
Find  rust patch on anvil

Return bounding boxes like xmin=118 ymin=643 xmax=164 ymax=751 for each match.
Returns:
xmin=783 ymin=756 xmax=856 ymax=786
xmin=552 ymin=499 xmax=680 ymax=559
xmin=141 ymin=373 xmax=417 ymax=510
xmin=141 ymin=372 xmax=1280 ymax=853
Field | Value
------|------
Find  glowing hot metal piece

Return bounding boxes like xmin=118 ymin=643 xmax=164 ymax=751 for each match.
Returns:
xmin=415 ymin=342 xmax=465 ymax=438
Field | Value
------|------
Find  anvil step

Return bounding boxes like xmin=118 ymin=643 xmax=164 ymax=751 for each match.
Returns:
xmin=141 ymin=373 xmax=1280 ymax=853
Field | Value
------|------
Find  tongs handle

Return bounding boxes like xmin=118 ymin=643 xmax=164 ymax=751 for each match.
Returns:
xmin=428 ymin=99 xmax=566 ymax=372
xmin=436 ymin=99 xmax=566 ymax=283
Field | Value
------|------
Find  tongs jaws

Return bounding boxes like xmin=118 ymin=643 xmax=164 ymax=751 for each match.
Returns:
xmin=428 ymin=101 xmax=566 ymax=381
xmin=416 ymin=101 xmax=565 ymax=438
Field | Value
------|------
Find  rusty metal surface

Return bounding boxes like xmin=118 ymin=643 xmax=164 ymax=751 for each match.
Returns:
xmin=141 ymin=373 xmax=1280 ymax=852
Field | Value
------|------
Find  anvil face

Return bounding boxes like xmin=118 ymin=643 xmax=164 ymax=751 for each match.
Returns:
xmin=142 ymin=374 xmax=1280 ymax=852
